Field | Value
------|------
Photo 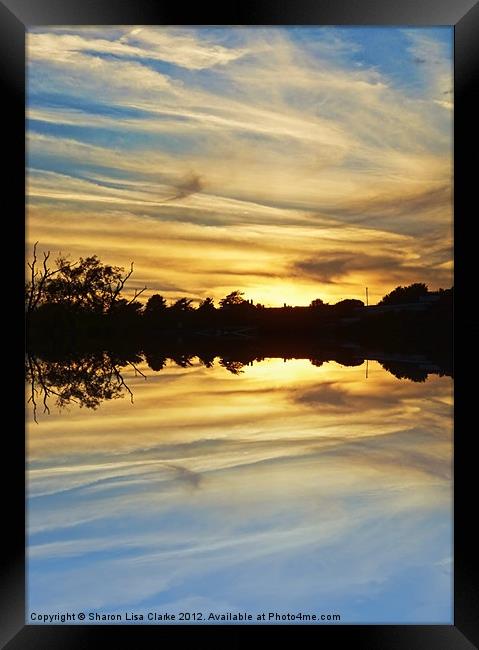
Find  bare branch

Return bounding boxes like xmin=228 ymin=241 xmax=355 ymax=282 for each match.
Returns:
xmin=42 ymin=391 xmax=51 ymax=416
xmin=27 ymin=246 xmax=80 ymax=312
xmin=28 ymin=355 xmax=70 ymax=418
xmin=27 ymin=353 xmax=38 ymax=424
xmin=128 ymin=361 xmax=147 ymax=379
xmin=27 ymin=242 xmax=39 ymax=313
xmin=29 ymin=244 xmax=52 ymax=312
xmin=112 ymin=365 xmax=134 ymax=403
xmin=108 ymin=262 xmax=135 ymax=311
xmin=42 ymin=250 xmax=51 ymax=274
xmin=127 ymin=286 xmax=147 ymax=305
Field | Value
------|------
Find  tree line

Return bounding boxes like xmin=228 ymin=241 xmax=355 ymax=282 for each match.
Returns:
xmin=25 ymin=245 xmax=452 ymax=351
xmin=27 ymin=345 xmax=450 ymax=421
xmin=26 ymin=245 xmax=451 ymax=315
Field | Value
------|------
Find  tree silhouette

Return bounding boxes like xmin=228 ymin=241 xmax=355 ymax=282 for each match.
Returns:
xmin=198 ymin=352 xmax=215 ymax=367
xmin=380 ymin=361 xmax=428 ymax=382
xmin=332 ymin=299 xmax=364 ymax=314
xmin=26 ymin=351 xmax=141 ymax=421
xmin=26 ymin=343 xmax=452 ymax=420
xmin=144 ymin=294 xmax=167 ymax=317
xmin=310 ymin=358 xmax=324 ymax=367
xmin=219 ymin=358 xmax=245 ymax=374
xmin=198 ymin=297 xmax=216 ymax=312
xmin=170 ymin=353 xmax=194 ymax=367
xmin=26 ymin=242 xmax=77 ymax=314
xmin=109 ymin=298 xmax=144 ymax=317
xmin=379 ymin=283 xmax=428 ymax=305
xmin=144 ymin=351 xmax=168 ymax=371
xmin=170 ymin=298 xmax=194 ymax=312
xmin=219 ymin=291 xmax=245 ymax=308
xmin=25 ymin=247 xmax=452 ymax=384
xmin=26 ymin=244 xmax=145 ymax=315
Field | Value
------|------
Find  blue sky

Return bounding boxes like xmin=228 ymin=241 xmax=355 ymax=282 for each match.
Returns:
xmin=27 ymin=359 xmax=453 ymax=623
xmin=27 ymin=26 xmax=453 ymax=306
xmin=26 ymin=27 xmax=453 ymax=624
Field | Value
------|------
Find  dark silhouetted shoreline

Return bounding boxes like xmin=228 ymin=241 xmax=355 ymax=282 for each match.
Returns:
xmin=26 ymin=247 xmax=452 ymax=418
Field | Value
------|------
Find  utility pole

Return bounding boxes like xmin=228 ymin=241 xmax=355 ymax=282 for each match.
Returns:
xmin=366 ymin=287 xmax=369 ymax=307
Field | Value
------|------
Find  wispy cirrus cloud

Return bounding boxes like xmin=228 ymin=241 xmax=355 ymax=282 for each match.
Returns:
xmin=28 ymin=28 xmax=251 ymax=70
xmin=27 ymin=360 xmax=452 ymax=620
xmin=27 ymin=26 xmax=453 ymax=305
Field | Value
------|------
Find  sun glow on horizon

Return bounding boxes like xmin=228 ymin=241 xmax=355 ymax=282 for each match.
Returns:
xmin=26 ymin=26 xmax=453 ymax=307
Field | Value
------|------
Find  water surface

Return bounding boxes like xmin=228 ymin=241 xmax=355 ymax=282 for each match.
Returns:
xmin=27 ymin=357 xmax=452 ymax=624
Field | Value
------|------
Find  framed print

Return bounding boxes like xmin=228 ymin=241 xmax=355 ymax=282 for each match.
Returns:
xmin=1 ymin=0 xmax=477 ymax=647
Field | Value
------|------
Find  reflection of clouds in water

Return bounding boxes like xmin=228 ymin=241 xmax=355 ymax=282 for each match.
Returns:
xmin=294 ymin=378 xmax=417 ymax=409
xmin=27 ymin=359 xmax=452 ymax=622
xmin=27 ymin=359 xmax=451 ymax=457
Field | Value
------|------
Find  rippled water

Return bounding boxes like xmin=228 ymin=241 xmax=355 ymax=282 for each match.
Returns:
xmin=27 ymin=358 xmax=452 ymax=624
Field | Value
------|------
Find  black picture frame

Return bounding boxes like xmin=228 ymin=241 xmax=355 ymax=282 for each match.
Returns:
xmin=1 ymin=1 xmax=476 ymax=647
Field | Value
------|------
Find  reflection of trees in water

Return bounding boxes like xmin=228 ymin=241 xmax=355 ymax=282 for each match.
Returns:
xmin=170 ymin=353 xmax=194 ymax=368
xmin=379 ymin=361 xmax=428 ymax=383
xmin=144 ymin=352 xmax=167 ymax=372
xmin=198 ymin=352 xmax=215 ymax=368
xmin=219 ymin=359 xmax=245 ymax=375
xmin=26 ymin=352 xmax=144 ymax=422
xmin=26 ymin=350 xmax=449 ymax=420
xmin=26 ymin=351 xmax=248 ymax=420
xmin=310 ymin=359 xmax=324 ymax=368
xmin=145 ymin=351 xmax=217 ymax=370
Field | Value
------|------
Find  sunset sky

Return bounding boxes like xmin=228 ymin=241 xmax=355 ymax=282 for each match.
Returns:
xmin=27 ymin=26 xmax=453 ymax=306
xmin=28 ymin=359 xmax=452 ymax=621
